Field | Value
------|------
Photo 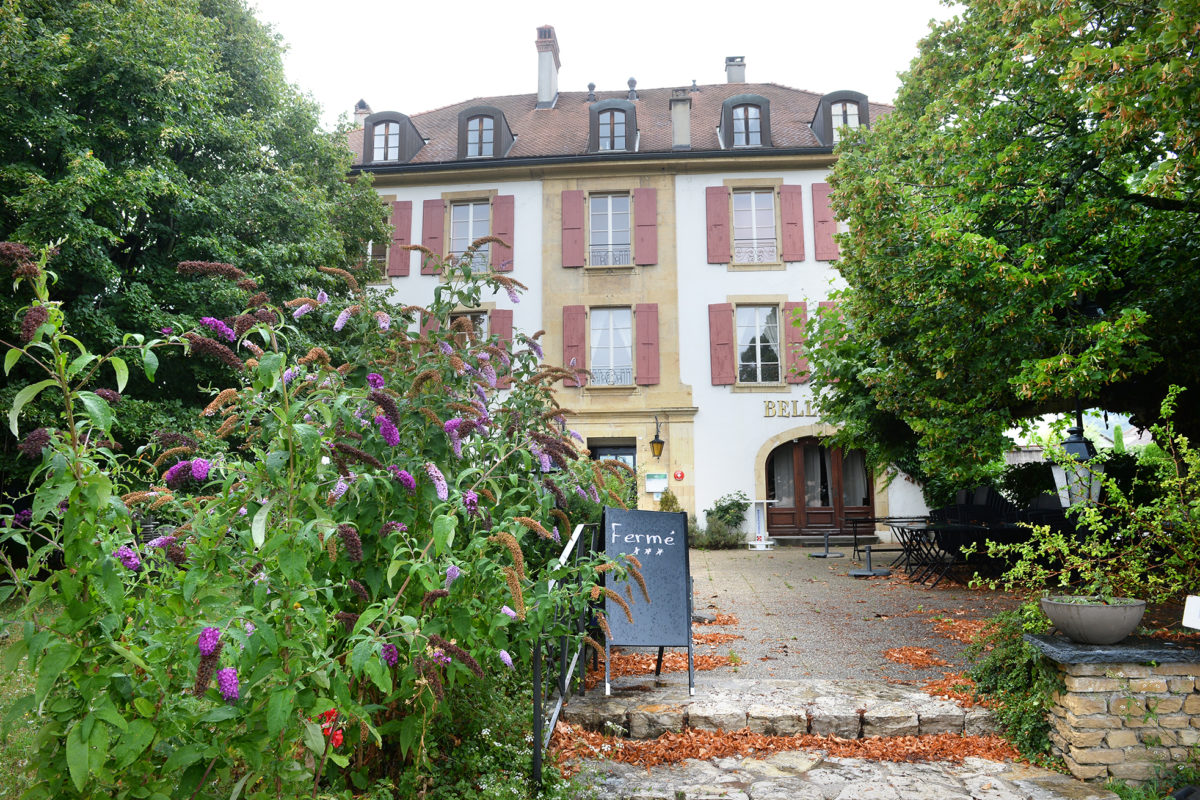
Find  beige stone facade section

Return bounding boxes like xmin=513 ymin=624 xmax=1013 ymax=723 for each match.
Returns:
xmin=1048 ymin=660 xmax=1200 ymax=785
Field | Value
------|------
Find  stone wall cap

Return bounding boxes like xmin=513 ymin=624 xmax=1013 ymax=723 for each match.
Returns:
xmin=1026 ymin=634 xmax=1200 ymax=665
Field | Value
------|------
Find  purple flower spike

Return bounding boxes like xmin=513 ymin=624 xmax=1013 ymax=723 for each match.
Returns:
xmin=292 ymin=304 xmax=314 ymax=320
xmin=163 ymin=459 xmax=192 ymax=488
xmin=374 ymin=311 xmax=391 ymax=330
xmin=197 ymin=626 xmax=221 ymax=657
xmin=463 ymin=490 xmax=479 ymax=517
xmin=113 ymin=545 xmax=141 ymax=572
xmin=501 ymin=605 xmax=517 ymax=619
xmin=316 ymin=289 xmax=329 ymax=305
xmin=381 ymin=644 xmax=399 ymax=667
xmin=481 ymin=364 xmax=497 ymax=388
xmin=333 ymin=308 xmax=352 ymax=331
xmin=200 ymin=317 xmax=235 ymax=342
xmin=190 ymin=458 xmax=211 ymax=481
xmin=438 ymin=341 xmax=453 ymax=355
xmin=216 ymin=667 xmax=239 ymax=702
xmin=505 ymin=284 xmax=520 ymax=304
xmin=160 ymin=327 xmax=173 ymax=336
xmin=148 ymin=535 xmax=176 ymax=549
xmin=389 ymin=466 xmax=416 ymax=492
xmin=376 ymin=416 xmax=400 ymax=447
xmin=499 ymin=650 xmax=514 ymax=669
xmin=425 ymin=462 xmax=448 ymax=501
xmin=367 ymin=373 xmax=385 ymax=389
xmin=444 ymin=564 xmax=461 ymax=589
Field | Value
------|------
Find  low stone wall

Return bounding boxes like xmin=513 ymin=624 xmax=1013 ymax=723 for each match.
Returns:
xmin=1028 ymin=635 xmax=1200 ymax=784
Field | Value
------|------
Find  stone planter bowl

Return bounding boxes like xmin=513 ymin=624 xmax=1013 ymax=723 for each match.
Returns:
xmin=1039 ymin=596 xmax=1147 ymax=645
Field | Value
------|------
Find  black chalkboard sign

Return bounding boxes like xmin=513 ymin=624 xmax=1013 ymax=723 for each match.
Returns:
xmin=601 ymin=507 xmax=694 ymax=694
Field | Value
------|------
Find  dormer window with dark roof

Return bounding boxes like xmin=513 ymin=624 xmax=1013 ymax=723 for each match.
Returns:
xmin=588 ymin=99 xmax=636 ymax=153
xmin=456 ymin=106 xmax=514 ymax=160
xmin=362 ymin=111 xmax=424 ymax=164
xmin=720 ymin=94 xmax=771 ymax=149
xmin=466 ymin=115 xmax=494 ymax=157
xmin=812 ymin=91 xmax=869 ymax=146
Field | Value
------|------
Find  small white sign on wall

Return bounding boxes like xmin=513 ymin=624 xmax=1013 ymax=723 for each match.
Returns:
xmin=645 ymin=473 xmax=668 ymax=494
xmin=1184 ymin=596 xmax=1200 ymax=630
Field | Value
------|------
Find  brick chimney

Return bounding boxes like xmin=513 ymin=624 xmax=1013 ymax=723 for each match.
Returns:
xmin=353 ymin=99 xmax=372 ymax=128
xmin=725 ymin=56 xmax=746 ymax=83
xmin=536 ymin=25 xmax=560 ymax=109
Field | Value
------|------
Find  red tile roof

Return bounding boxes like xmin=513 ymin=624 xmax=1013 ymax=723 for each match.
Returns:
xmin=350 ymin=82 xmax=892 ymax=168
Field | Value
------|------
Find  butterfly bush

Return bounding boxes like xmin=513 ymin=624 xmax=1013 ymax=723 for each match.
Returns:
xmin=1 ymin=242 xmax=617 ymax=798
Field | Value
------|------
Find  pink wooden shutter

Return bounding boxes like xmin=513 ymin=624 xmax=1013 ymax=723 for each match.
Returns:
xmin=490 ymin=194 xmax=514 ymax=272
xmin=708 ymin=303 xmax=736 ymax=385
xmin=490 ymin=308 xmax=514 ymax=388
xmin=705 ymin=186 xmax=731 ymax=264
xmin=562 ymin=190 xmax=585 ymax=267
xmin=783 ymin=301 xmax=808 ymax=383
xmin=634 ymin=303 xmax=660 ymax=385
xmin=812 ymin=183 xmax=839 ymax=261
xmin=779 ymin=185 xmax=805 ymax=262
xmin=562 ymin=305 xmax=587 ymax=386
xmin=420 ymin=311 xmax=440 ymax=337
xmin=633 ymin=188 xmax=658 ymax=266
xmin=421 ymin=199 xmax=445 ymax=273
xmin=387 ymin=200 xmax=412 ymax=276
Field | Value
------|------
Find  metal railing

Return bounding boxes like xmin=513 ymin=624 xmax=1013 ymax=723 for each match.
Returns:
xmin=532 ymin=523 xmax=599 ymax=790
xmin=589 ymin=366 xmax=633 ymax=386
xmin=449 ymin=249 xmax=490 ymax=268
xmin=734 ymin=238 xmax=778 ymax=263
xmin=589 ymin=246 xmax=631 ymax=266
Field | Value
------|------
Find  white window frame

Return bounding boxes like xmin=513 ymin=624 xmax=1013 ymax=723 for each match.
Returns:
xmin=831 ymin=101 xmax=860 ymax=144
xmin=450 ymin=310 xmax=489 ymax=342
xmin=373 ymin=122 xmax=400 ymax=162
xmin=732 ymin=189 xmax=777 ymax=264
xmin=588 ymin=193 xmax=631 ymax=267
xmin=732 ymin=104 xmax=762 ymax=147
xmin=589 ymin=307 xmax=634 ymax=386
xmin=466 ymin=115 xmax=495 ymax=157
xmin=449 ymin=201 xmax=490 ymax=266
xmin=736 ymin=305 xmax=782 ymax=384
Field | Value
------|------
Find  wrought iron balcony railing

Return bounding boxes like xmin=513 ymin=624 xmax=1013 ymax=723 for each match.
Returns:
xmin=733 ymin=238 xmax=778 ymax=264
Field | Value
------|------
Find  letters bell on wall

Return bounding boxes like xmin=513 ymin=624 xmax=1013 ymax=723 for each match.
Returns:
xmin=650 ymin=416 xmax=665 ymax=459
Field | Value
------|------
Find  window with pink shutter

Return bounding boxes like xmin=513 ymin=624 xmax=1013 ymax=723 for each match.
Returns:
xmin=706 ymin=186 xmax=731 ymax=264
xmin=421 ymin=199 xmax=445 ymax=274
xmin=562 ymin=190 xmax=585 ymax=267
xmin=708 ymin=303 xmax=736 ymax=385
xmin=634 ymin=303 xmax=659 ymax=385
xmin=779 ymin=185 xmax=805 ymax=262
xmin=633 ymin=188 xmax=657 ymax=266
xmin=489 ymin=308 xmax=513 ymax=388
xmin=387 ymin=200 xmax=412 ymax=277
xmin=783 ymin=301 xmax=808 ymax=383
xmin=812 ymin=183 xmax=840 ymax=261
xmin=490 ymin=195 xmax=514 ymax=271
xmin=562 ymin=305 xmax=587 ymax=386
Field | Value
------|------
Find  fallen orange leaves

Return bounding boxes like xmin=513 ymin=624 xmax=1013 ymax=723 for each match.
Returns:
xmin=583 ymin=650 xmax=732 ymax=690
xmin=930 ymin=617 xmax=989 ymax=644
xmin=920 ymin=672 xmax=989 ymax=709
xmin=695 ymin=613 xmax=740 ymax=626
xmin=550 ymin=721 xmax=1019 ymax=776
xmin=693 ymin=632 xmax=743 ymax=645
xmin=884 ymin=647 xmax=948 ymax=669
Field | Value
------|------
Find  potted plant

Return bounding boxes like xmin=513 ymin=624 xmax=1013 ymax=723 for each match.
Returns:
xmin=1039 ymin=588 xmax=1147 ymax=645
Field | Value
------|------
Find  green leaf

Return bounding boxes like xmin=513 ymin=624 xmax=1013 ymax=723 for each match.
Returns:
xmin=229 ymin=772 xmax=252 ymax=800
xmin=98 ymin=557 xmax=124 ymax=613
xmin=386 ymin=559 xmax=404 ymax=587
xmin=9 ymin=378 xmax=57 ymax=435
xmin=363 ymin=658 xmax=392 ymax=694
xmin=302 ymin=719 xmax=326 ymax=755
xmin=76 ymin=391 xmax=114 ymax=435
xmin=162 ymin=744 xmax=205 ymax=771
xmin=108 ymin=355 xmax=128 ymax=392
xmin=142 ymin=348 xmax=158 ymax=382
xmin=198 ymin=706 xmax=239 ymax=723
xmin=3 ymin=347 xmax=20 ymax=375
xmin=93 ymin=701 xmax=128 ymax=732
xmin=266 ymin=688 xmax=293 ymax=738
xmin=66 ymin=720 xmax=89 ymax=792
xmin=251 ymin=496 xmax=275 ymax=550
xmin=264 ymin=451 xmax=289 ymax=482
xmin=108 ymin=642 xmax=148 ymax=672
xmin=66 ymin=353 xmax=97 ymax=379
xmin=433 ymin=514 xmax=457 ymax=557
xmin=352 ymin=606 xmax=382 ymax=636
xmin=132 ymin=698 xmax=156 ymax=718
xmin=35 ymin=642 xmax=80 ymax=707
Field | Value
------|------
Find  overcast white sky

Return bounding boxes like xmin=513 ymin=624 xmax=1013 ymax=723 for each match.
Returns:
xmin=249 ymin=0 xmax=961 ymax=129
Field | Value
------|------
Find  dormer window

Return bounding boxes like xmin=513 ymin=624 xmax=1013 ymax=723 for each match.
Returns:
xmin=720 ymin=94 xmax=771 ymax=149
xmin=732 ymin=104 xmax=761 ymax=147
xmin=598 ymin=109 xmax=626 ymax=151
xmin=455 ymin=106 xmax=514 ymax=160
xmin=466 ymin=115 xmax=494 ymax=157
xmin=362 ymin=112 xmax=424 ymax=164
xmin=373 ymin=122 xmax=400 ymax=161
xmin=830 ymin=101 xmax=860 ymax=143
xmin=588 ymin=99 xmax=637 ymax=154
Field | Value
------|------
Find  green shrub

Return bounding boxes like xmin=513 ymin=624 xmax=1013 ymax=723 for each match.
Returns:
xmin=690 ymin=517 xmax=744 ymax=550
xmin=965 ymin=607 xmax=1060 ymax=762
xmin=657 ymin=488 xmax=681 ymax=513
xmin=704 ymin=491 xmax=750 ymax=529
xmin=997 ymin=461 xmax=1056 ymax=506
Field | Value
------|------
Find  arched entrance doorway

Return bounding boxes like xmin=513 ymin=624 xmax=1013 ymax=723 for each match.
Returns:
xmin=765 ymin=438 xmax=873 ymax=536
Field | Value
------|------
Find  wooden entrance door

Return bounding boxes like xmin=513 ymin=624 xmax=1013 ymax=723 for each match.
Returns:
xmin=765 ymin=439 xmax=873 ymax=535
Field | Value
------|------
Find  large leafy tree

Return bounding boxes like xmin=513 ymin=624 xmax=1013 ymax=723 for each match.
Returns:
xmin=0 ymin=0 xmax=387 ymax=488
xmin=811 ymin=0 xmax=1200 ymax=489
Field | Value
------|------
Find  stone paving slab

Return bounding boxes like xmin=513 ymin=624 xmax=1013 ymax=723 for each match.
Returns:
xmin=563 ymin=677 xmax=993 ymax=739
xmin=574 ymin=751 xmax=1120 ymax=800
